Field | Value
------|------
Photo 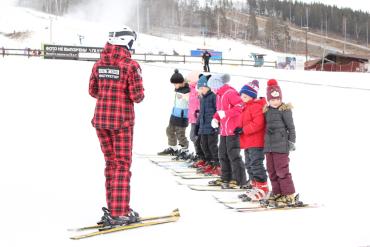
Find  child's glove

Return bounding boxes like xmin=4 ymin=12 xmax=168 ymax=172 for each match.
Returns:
xmin=194 ymin=109 xmax=200 ymax=119
xmin=194 ymin=124 xmax=200 ymax=137
xmin=289 ymin=141 xmax=296 ymax=151
xmin=218 ymin=110 xmax=226 ymax=119
xmin=234 ymin=127 xmax=243 ymax=135
xmin=211 ymin=119 xmax=219 ymax=128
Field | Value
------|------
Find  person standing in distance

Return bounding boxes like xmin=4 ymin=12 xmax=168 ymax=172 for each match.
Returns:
xmin=202 ymin=50 xmax=212 ymax=72
xmin=89 ymin=26 xmax=144 ymax=227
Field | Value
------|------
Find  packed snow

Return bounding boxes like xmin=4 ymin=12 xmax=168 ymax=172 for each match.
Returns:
xmin=0 ymin=5 xmax=370 ymax=247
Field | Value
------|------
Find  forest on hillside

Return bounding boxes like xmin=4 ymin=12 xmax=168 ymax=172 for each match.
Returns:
xmin=17 ymin=0 xmax=370 ymax=52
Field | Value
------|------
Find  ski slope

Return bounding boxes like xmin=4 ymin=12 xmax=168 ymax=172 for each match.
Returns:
xmin=1 ymin=6 xmax=370 ymax=247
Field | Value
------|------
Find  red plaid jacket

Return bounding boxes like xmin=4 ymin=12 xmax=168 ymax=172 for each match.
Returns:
xmin=89 ymin=43 xmax=144 ymax=130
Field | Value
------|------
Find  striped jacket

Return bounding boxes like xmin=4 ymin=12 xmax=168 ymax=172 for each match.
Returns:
xmin=169 ymin=84 xmax=190 ymax=127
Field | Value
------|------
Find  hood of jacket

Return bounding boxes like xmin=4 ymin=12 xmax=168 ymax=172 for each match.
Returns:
xmin=100 ymin=42 xmax=131 ymax=65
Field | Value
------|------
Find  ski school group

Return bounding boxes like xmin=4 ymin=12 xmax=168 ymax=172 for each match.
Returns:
xmin=85 ymin=26 xmax=299 ymax=237
xmin=157 ymin=68 xmax=297 ymax=208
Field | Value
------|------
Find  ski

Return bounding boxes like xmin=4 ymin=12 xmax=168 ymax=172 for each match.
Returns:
xmin=212 ymin=194 xmax=244 ymax=204
xmin=175 ymin=179 xmax=215 ymax=186
xmin=150 ymin=159 xmax=187 ymax=164
xmin=235 ymin=203 xmax=321 ymax=212
xmin=172 ymin=171 xmax=197 ymax=177
xmin=70 ymin=216 xmax=180 ymax=240
xmin=149 ymin=159 xmax=190 ymax=166
xmin=180 ymin=174 xmax=220 ymax=179
xmin=188 ymin=185 xmax=247 ymax=192
xmin=134 ymin=152 xmax=174 ymax=159
xmin=170 ymin=168 xmax=197 ymax=173
xmin=68 ymin=208 xmax=180 ymax=232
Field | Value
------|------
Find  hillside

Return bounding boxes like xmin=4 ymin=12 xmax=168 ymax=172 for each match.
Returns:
xmin=225 ymin=10 xmax=370 ymax=57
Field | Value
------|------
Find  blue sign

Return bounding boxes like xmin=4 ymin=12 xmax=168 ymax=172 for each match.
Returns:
xmin=191 ymin=49 xmax=222 ymax=60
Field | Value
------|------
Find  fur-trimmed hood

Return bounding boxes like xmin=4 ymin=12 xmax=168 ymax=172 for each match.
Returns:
xmin=263 ymin=102 xmax=293 ymax=113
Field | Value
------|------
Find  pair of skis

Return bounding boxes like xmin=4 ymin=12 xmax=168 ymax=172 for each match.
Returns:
xmin=213 ymin=194 xmax=321 ymax=212
xmin=69 ymin=209 xmax=180 ymax=240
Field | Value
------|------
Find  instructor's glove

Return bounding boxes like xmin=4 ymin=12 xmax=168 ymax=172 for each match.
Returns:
xmin=234 ymin=127 xmax=243 ymax=135
xmin=218 ymin=110 xmax=226 ymax=120
xmin=211 ymin=119 xmax=219 ymax=129
xmin=289 ymin=141 xmax=296 ymax=151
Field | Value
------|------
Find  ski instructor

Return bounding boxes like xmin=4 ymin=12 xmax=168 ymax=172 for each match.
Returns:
xmin=89 ymin=26 xmax=144 ymax=227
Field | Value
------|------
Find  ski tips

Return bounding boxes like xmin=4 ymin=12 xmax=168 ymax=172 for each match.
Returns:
xmin=171 ymin=208 xmax=181 ymax=217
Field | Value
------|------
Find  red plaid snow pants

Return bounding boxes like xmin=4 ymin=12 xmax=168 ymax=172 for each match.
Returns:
xmin=96 ymin=127 xmax=133 ymax=217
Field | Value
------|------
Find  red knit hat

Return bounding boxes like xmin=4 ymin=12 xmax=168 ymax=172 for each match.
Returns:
xmin=266 ymin=79 xmax=282 ymax=101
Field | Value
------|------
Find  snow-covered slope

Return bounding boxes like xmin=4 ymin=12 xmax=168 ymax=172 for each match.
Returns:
xmin=0 ymin=6 xmax=304 ymax=62
xmin=1 ymin=6 xmax=370 ymax=247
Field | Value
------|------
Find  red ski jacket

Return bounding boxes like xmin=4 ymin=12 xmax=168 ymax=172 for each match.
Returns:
xmin=89 ymin=43 xmax=144 ymax=130
xmin=239 ymin=97 xmax=267 ymax=149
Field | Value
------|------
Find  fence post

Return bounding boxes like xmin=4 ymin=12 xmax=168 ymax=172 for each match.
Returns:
xmin=184 ymin=55 xmax=185 ymax=64
xmin=144 ymin=53 xmax=147 ymax=62
xmin=165 ymin=55 xmax=167 ymax=63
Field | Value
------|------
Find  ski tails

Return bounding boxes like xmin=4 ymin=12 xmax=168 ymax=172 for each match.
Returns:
xmin=69 ymin=208 xmax=180 ymax=232
xmin=70 ymin=216 xmax=180 ymax=240
xmin=235 ymin=203 xmax=321 ymax=212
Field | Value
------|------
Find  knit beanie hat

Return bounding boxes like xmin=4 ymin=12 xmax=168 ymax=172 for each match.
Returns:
xmin=207 ymin=73 xmax=231 ymax=91
xmin=240 ymin=80 xmax=259 ymax=99
xmin=197 ymin=74 xmax=212 ymax=88
xmin=170 ymin=69 xmax=185 ymax=84
xmin=266 ymin=79 xmax=282 ymax=101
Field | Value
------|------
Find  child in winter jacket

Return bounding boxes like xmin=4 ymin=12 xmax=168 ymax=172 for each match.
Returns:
xmin=235 ymin=80 xmax=269 ymax=201
xmin=158 ymin=69 xmax=190 ymax=159
xmin=208 ymin=74 xmax=247 ymax=189
xmin=186 ymin=71 xmax=205 ymax=163
xmin=263 ymin=79 xmax=297 ymax=207
xmin=196 ymin=75 xmax=220 ymax=176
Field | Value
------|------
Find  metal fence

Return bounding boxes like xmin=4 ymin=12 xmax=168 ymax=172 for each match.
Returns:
xmin=0 ymin=47 xmax=277 ymax=68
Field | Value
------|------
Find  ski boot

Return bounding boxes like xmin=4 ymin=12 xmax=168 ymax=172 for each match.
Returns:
xmin=158 ymin=147 xmax=177 ymax=156
xmin=97 ymin=207 xmax=111 ymax=225
xmin=206 ymin=165 xmax=221 ymax=176
xmin=260 ymin=193 xmax=282 ymax=207
xmin=172 ymin=148 xmax=190 ymax=161
xmin=208 ymin=178 xmax=224 ymax=186
xmin=221 ymin=180 xmax=238 ymax=189
xmin=99 ymin=208 xmax=140 ymax=229
xmin=241 ymin=181 xmax=269 ymax=202
xmin=274 ymin=194 xmax=300 ymax=208
xmin=190 ymin=159 xmax=206 ymax=168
